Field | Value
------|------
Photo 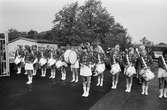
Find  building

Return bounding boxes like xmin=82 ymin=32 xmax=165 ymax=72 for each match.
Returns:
xmin=8 ymin=37 xmax=59 ymax=63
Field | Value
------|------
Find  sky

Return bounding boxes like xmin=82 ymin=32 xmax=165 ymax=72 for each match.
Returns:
xmin=0 ymin=0 xmax=167 ymax=43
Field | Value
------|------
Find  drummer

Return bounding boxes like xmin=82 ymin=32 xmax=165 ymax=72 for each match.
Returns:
xmin=31 ymin=45 xmax=40 ymax=76
xmin=70 ymin=47 xmax=80 ymax=83
xmin=15 ymin=45 xmax=24 ymax=74
xmin=80 ymin=42 xmax=93 ymax=97
xmin=48 ymin=48 xmax=57 ymax=79
xmin=41 ymin=46 xmax=50 ymax=77
xmin=93 ymin=42 xmax=106 ymax=87
xmin=110 ymin=45 xmax=122 ymax=89
xmin=24 ymin=45 xmax=34 ymax=84
xmin=137 ymin=45 xmax=154 ymax=95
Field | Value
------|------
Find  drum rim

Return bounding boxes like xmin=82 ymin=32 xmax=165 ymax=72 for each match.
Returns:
xmin=69 ymin=50 xmax=78 ymax=65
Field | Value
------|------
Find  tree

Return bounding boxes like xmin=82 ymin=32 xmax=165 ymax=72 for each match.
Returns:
xmin=140 ymin=36 xmax=152 ymax=45
xmin=8 ymin=29 xmax=27 ymax=41
xmin=27 ymin=30 xmax=38 ymax=39
xmin=52 ymin=0 xmax=131 ymax=49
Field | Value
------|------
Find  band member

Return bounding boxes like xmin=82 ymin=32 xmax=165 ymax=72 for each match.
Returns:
xmin=14 ymin=45 xmax=24 ymax=74
xmin=93 ymin=43 xmax=106 ymax=87
xmin=157 ymin=53 xmax=167 ymax=98
xmin=136 ymin=45 xmax=155 ymax=95
xmin=48 ymin=48 xmax=57 ymax=79
xmin=56 ymin=48 xmax=67 ymax=80
xmin=123 ymin=47 xmax=137 ymax=93
xmin=32 ymin=45 xmax=40 ymax=76
xmin=110 ymin=45 xmax=122 ymax=89
xmin=24 ymin=45 xmax=34 ymax=84
xmin=70 ymin=47 xmax=80 ymax=83
xmin=39 ymin=49 xmax=47 ymax=77
xmin=80 ymin=42 xmax=92 ymax=97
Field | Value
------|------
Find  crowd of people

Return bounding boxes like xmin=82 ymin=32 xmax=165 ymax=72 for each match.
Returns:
xmin=14 ymin=42 xmax=167 ymax=98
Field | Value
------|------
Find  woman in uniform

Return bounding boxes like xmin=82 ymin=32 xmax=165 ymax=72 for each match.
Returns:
xmin=71 ymin=47 xmax=80 ymax=83
xmin=157 ymin=53 xmax=167 ymax=98
xmin=137 ymin=45 xmax=154 ymax=95
xmin=24 ymin=45 xmax=34 ymax=84
xmin=110 ymin=45 xmax=122 ymax=89
xmin=93 ymin=44 xmax=106 ymax=87
xmin=123 ymin=47 xmax=137 ymax=93
xmin=80 ymin=42 xmax=92 ymax=97
xmin=14 ymin=45 xmax=24 ymax=74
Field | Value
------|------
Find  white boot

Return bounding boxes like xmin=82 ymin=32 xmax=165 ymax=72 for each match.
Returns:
xmin=145 ymin=86 xmax=148 ymax=96
xmin=17 ymin=67 xmax=21 ymax=74
xmin=41 ymin=70 xmax=44 ymax=77
xmin=82 ymin=85 xmax=86 ymax=97
xmin=115 ymin=81 xmax=118 ymax=89
xmin=164 ymin=88 xmax=167 ymax=98
xmin=100 ymin=77 xmax=104 ymax=86
xmin=159 ymin=89 xmax=163 ymax=98
xmin=128 ymin=83 xmax=132 ymax=93
xmin=141 ymin=85 xmax=145 ymax=95
xmin=49 ymin=72 xmax=53 ymax=79
xmin=26 ymin=76 xmax=32 ymax=84
xmin=71 ymin=74 xmax=75 ymax=82
xmin=96 ymin=76 xmax=100 ymax=86
xmin=33 ymin=70 xmax=36 ymax=76
xmin=52 ymin=72 xmax=55 ymax=79
xmin=125 ymin=83 xmax=128 ymax=92
xmin=84 ymin=87 xmax=90 ymax=97
xmin=75 ymin=76 xmax=78 ymax=83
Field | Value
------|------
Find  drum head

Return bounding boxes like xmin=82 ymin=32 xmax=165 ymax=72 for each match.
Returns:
xmin=69 ymin=50 xmax=77 ymax=65
xmin=64 ymin=49 xmax=72 ymax=63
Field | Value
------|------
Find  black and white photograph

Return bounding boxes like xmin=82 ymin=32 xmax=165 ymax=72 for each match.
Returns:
xmin=0 ymin=0 xmax=167 ymax=110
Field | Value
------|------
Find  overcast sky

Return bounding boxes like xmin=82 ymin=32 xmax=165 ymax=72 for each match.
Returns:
xmin=0 ymin=0 xmax=167 ymax=43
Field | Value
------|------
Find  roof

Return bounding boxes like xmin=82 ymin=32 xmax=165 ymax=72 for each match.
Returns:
xmin=9 ymin=37 xmax=61 ymax=44
xmin=9 ymin=37 xmax=37 ymax=43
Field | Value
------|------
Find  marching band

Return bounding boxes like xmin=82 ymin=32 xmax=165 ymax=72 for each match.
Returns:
xmin=14 ymin=42 xmax=167 ymax=98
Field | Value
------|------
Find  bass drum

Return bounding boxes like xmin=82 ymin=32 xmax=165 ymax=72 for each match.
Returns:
xmin=95 ymin=63 xmax=105 ymax=75
xmin=64 ymin=49 xmax=77 ymax=64
xmin=64 ymin=49 xmax=72 ymax=63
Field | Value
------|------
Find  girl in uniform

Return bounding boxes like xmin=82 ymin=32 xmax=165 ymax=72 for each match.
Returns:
xmin=80 ymin=42 xmax=92 ymax=97
xmin=14 ymin=45 xmax=24 ymax=74
xmin=24 ymin=46 xmax=34 ymax=84
xmin=93 ymin=44 xmax=106 ymax=87
xmin=137 ymin=46 xmax=154 ymax=95
xmin=157 ymin=54 xmax=167 ymax=98
xmin=71 ymin=47 xmax=80 ymax=83
xmin=48 ymin=48 xmax=57 ymax=79
xmin=110 ymin=45 xmax=122 ymax=89
xmin=123 ymin=47 xmax=137 ymax=93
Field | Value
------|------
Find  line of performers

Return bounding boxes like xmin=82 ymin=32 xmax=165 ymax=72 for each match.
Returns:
xmin=14 ymin=43 xmax=167 ymax=98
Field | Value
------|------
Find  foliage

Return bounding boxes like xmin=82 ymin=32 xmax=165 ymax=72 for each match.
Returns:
xmin=52 ymin=0 xmax=131 ymax=49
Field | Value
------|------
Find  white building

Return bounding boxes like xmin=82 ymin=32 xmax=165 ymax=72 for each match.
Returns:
xmin=8 ymin=37 xmax=58 ymax=63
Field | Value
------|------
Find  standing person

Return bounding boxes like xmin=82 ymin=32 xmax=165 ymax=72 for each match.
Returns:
xmin=157 ymin=53 xmax=167 ymax=98
xmin=32 ymin=45 xmax=40 ymax=76
xmin=48 ymin=48 xmax=56 ymax=79
xmin=123 ymin=47 xmax=137 ymax=93
xmin=39 ymin=49 xmax=47 ymax=77
xmin=80 ymin=42 xmax=92 ymax=97
xmin=24 ymin=45 xmax=34 ymax=84
xmin=136 ymin=45 xmax=155 ymax=96
xmin=93 ymin=43 xmax=106 ymax=87
xmin=110 ymin=45 xmax=122 ymax=89
xmin=14 ymin=45 xmax=24 ymax=74
xmin=71 ymin=47 xmax=80 ymax=83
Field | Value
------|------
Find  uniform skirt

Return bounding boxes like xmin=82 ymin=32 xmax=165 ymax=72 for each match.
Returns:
xmin=80 ymin=65 xmax=92 ymax=77
xmin=71 ymin=60 xmax=79 ymax=69
xmin=25 ymin=63 xmax=34 ymax=70
xmin=158 ymin=67 xmax=167 ymax=78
